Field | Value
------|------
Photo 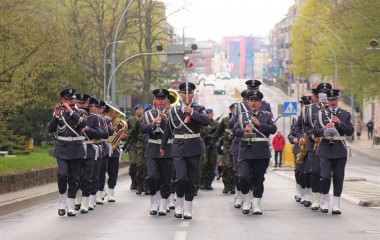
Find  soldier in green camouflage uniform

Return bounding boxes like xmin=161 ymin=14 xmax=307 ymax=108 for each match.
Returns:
xmin=214 ymin=103 xmax=236 ymax=194
xmin=200 ymin=109 xmax=219 ymax=190
xmin=126 ymin=104 xmax=143 ymax=190
xmin=195 ymin=123 xmax=208 ymax=193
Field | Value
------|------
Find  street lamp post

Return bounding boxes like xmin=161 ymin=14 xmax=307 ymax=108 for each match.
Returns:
xmin=104 ymin=41 xmax=125 ymax=100
xmin=110 ymin=0 xmax=135 ymax=105
xmin=106 ymin=51 xmax=191 ymax=104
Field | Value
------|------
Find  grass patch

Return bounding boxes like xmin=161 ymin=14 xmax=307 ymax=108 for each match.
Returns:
xmin=0 ymin=146 xmax=129 ymax=175
xmin=0 ymin=147 xmax=56 ymax=175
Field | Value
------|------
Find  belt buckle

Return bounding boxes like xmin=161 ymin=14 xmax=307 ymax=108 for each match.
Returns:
xmin=183 ymin=133 xmax=188 ymax=139
xmin=68 ymin=136 xmax=73 ymax=141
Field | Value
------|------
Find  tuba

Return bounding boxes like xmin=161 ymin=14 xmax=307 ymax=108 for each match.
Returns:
xmin=168 ymin=89 xmax=180 ymax=107
xmin=107 ymin=104 xmax=128 ymax=151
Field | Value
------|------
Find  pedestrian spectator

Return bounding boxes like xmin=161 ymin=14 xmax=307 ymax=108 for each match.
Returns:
xmin=272 ymin=130 xmax=285 ymax=168
xmin=356 ymin=120 xmax=362 ymax=140
xmin=367 ymin=120 xmax=374 ymax=140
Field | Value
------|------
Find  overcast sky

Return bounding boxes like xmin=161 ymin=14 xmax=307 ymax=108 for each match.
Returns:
xmin=162 ymin=0 xmax=295 ymax=42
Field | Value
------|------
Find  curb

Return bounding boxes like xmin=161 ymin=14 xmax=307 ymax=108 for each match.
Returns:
xmin=273 ymin=169 xmax=380 ymax=208
xmin=0 ymin=165 xmax=129 ymax=217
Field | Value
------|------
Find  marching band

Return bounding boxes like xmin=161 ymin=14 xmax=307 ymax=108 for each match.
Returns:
xmin=49 ymin=73 xmax=353 ymax=218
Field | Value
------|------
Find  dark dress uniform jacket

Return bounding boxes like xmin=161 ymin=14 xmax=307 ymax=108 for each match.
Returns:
xmin=288 ymin=116 xmax=300 ymax=154
xmin=98 ymin=115 xmax=110 ymax=157
xmin=162 ymin=103 xmax=210 ymax=158
xmin=313 ymin=107 xmax=354 ymax=159
xmin=294 ymin=102 xmax=324 ymax=152
xmin=83 ymin=113 xmax=102 ymax=159
xmin=233 ymin=110 xmax=277 ymax=159
xmin=140 ymin=108 xmax=172 ymax=158
xmin=48 ymin=110 xmax=87 ymax=160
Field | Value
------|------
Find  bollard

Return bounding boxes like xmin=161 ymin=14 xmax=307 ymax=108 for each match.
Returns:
xmin=282 ymin=143 xmax=295 ymax=168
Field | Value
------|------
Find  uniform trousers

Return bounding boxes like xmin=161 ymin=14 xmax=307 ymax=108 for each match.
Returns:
xmin=320 ymin=157 xmax=347 ymax=196
xmin=294 ymin=154 xmax=305 ymax=188
xmin=173 ymin=155 xmax=201 ymax=201
xmin=90 ymin=157 xmax=103 ymax=195
xmin=232 ymin=152 xmax=240 ymax=191
xmin=308 ymin=151 xmax=321 ymax=193
xmin=147 ymin=157 xmax=173 ymax=199
xmin=98 ymin=156 xmax=109 ymax=191
xmin=57 ymin=158 xmax=82 ymax=198
xmin=239 ymin=158 xmax=269 ymax=198
xmin=170 ymin=167 xmax=177 ymax=194
xmin=128 ymin=147 xmax=137 ymax=184
xmin=302 ymin=152 xmax=312 ymax=189
xmin=107 ymin=156 xmax=120 ymax=189
xmin=79 ymin=157 xmax=95 ymax=197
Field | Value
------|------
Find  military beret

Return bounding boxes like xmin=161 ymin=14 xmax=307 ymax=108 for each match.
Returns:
xmin=134 ymin=103 xmax=143 ymax=110
xmin=206 ymin=108 xmax=213 ymax=113
xmin=229 ymin=103 xmax=237 ymax=109
xmin=144 ymin=104 xmax=153 ymax=112
xmin=60 ymin=88 xmax=76 ymax=99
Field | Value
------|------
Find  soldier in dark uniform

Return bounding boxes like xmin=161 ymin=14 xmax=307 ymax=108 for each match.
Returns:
xmin=233 ymin=91 xmax=277 ymax=215
xmin=294 ymin=83 xmax=332 ymax=210
xmin=229 ymin=91 xmax=247 ymax=208
xmin=313 ymin=89 xmax=353 ymax=214
xmin=75 ymin=96 xmax=103 ymax=213
xmin=288 ymin=96 xmax=312 ymax=203
xmin=97 ymin=103 xmax=114 ymax=203
xmin=161 ymin=82 xmax=210 ymax=219
xmin=48 ymin=88 xmax=87 ymax=217
xmin=200 ymin=108 xmax=219 ymax=190
xmin=214 ymin=103 xmax=236 ymax=194
xmin=126 ymin=104 xmax=143 ymax=190
xmin=140 ymin=88 xmax=174 ymax=216
xmin=245 ymin=79 xmax=272 ymax=112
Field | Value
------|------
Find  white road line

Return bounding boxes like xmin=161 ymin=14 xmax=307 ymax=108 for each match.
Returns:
xmin=178 ymin=221 xmax=190 ymax=228
xmin=174 ymin=231 xmax=187 ymax=240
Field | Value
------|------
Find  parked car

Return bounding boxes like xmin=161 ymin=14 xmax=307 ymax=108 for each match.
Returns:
xmin=213 ymin=83 xmax=226 ymax=95
xmin=203 ymin=78 xmax=215 ymax=86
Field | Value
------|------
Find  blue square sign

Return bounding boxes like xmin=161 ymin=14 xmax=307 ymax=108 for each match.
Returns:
xmin=283 ymin=102 xmax=297 ymax=116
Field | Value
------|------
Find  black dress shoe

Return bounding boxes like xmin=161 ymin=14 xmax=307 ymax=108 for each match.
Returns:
xmin=136 ymin=187 xmax=142 ymax=195
xmin=150 ymin=210 xmax=157 ymax=215
xmin=230 ymin=189 xmax=236 ymax=194
xmin=144 ymin=188 xmax=151 ymax=195
xmin=311 ymin=206 xmax=319 ymax=211
xmin=184 ymin=215 xmax=192 ymax=220
xmin=222 ymin=187 xmax=229 ymax=194
xmin=252 ymin=211 xmax=262 ymax=215
xmin=304 ymin=201 xmax=311 ymax=207
xmin=199 ymin=183 xmax=206 ymax=190
xmin=320 ymin=208 xmax=328 ymax=213
xmin=234 ymin=203 xmax=242 ymax=209
xmin=174 ymin=213 xmax=183 ymax=219
xmin=332 ymin=210 xmax=341 ymax=215
xmin=158 ymin=211 xmax=167 ymax=216
xmin=206 ymin=185 xmax=213 ymax=190
xmin=130 ymin=182 xmax=136 ymax=190
xmin=75 ymin=204 xmax=81 ymax=211
xmin=58 ymin=209 xmax=66 ymax=216
xmin=67 ymin=212 xmax=76 ymax=217
xmin=242 ymin=209 xmax=250 ymax=214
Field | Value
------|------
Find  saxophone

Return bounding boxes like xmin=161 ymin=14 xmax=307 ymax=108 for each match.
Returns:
xmin=296 ymin=133 xmax=309 ymax=164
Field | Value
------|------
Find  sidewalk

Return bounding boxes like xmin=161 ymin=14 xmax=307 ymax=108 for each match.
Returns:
xmin=0 ymin=166 xmax=129 ymax=217
xmin=273 ymin=167 xmax=380 ymax=208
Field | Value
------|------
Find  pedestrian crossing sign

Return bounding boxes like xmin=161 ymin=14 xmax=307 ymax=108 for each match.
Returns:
xmin=283 ymin=102 xmax=297 ymax=116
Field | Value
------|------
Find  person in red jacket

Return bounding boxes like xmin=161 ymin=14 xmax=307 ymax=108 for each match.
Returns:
xmin=272 ymin=130 xmax=285 ymax=167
